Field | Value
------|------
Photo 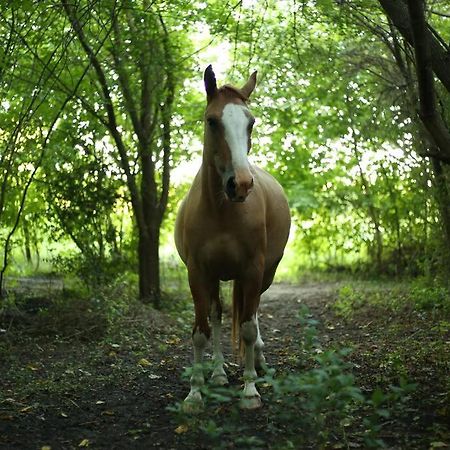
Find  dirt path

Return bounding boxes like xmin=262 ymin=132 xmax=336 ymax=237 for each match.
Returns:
xmin=1 ymin=282 xmax=448 ymax=449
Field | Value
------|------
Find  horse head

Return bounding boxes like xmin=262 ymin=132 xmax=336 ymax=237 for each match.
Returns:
xmin=203 ymin=65 xmax=257 ymax=203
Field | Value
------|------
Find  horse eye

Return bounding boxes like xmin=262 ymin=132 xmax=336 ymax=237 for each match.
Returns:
xmin=207 ymin=117 xmax=219 ymax=128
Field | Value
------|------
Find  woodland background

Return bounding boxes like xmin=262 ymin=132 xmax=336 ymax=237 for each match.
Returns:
xmin=0 ymin=1 xmax=449 ymax=449
xmin=1 ymin=0 xmax=449 ymax=301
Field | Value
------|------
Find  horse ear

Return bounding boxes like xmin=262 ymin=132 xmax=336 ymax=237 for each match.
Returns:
xmin=240 ymin=71 xmax=257 ymax=99
xmin=204 ymin=65 xmax=217 ymax=99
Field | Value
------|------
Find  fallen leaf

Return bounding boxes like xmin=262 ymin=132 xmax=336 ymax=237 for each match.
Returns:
xmin=165 ymin=337 xmax=181 ymax=345
xmin=20 ymin=405 xmax=33 ymax=413
xmin=95 ymin=400 xmax=105 ymax=405
xmin=27 ymin=365 xmax=39 ymax=371
xmin=78 ymin=439 xmax=90 ymax=447
xmin=41 ymin=446 xmax=52 ymax=450
xmin=175 ymin=424 xmax=188 ymax=434
xmin=0 ymin=414 xmax=14 ymax=420
xmin=430 ymin=443 xmax=448 ymax=449
xmin=61 ymin=412 xmax=68 ymax=418
xmin=148 ymin=373 xmax=161 ymax=380
xmin=138 ymin=358 xmax=151 ymax=367
xmin=101 ymin=410 xmax=115 ymax=416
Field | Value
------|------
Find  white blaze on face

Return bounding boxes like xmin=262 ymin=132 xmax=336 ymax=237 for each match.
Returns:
xmin=221 ymin=103 xmax=251 ymax=170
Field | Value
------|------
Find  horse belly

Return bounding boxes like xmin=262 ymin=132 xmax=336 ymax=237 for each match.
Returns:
xmin=201 ymin=235 xmax=244 ymax=281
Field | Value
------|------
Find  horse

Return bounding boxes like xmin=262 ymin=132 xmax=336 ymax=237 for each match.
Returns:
xmin=174 ymin=65 xmax=291 ymax=410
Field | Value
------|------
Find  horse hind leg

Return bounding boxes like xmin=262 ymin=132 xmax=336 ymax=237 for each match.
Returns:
xmin=253 ymin=264 xmax=279 ymax=372
xmin=210 ymin=293 xmax=228 ymax=385
xmin=254 ymin=313 xmax=267 ymax=371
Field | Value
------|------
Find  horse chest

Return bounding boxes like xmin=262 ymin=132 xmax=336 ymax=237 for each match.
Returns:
xmin=199 ymin=232 xmax=254 ymax=280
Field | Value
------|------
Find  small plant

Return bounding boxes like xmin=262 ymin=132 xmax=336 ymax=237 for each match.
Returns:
xmin=409 ymin=282 xmax=450 ymax=313
xmin=334 ymin=284 xmax=366 ymax=318
xmin=363 ymin=378 xmax=417 ymax=447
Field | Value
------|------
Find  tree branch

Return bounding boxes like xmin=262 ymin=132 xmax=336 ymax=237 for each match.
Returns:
xmin=378 ymin=0 xmax=450 ymax=92
xmin=407 ymin=0 xmax=450 ymax=164
xmin=61 ymin=0 xmax=146 ymax=229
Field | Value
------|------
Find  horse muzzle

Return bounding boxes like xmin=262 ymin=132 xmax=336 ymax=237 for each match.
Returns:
xmin=225 ymin=174 xmax=254 ymax=202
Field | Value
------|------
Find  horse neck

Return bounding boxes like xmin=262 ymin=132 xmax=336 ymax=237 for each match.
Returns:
xmin=200 ymin=144 xmax=223 ymax=209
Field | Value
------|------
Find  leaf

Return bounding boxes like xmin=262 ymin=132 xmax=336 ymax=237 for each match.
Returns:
xmin=429 ymin=443 xmax=448 ymax=449
xmin=166 ymin=337 xmax=181 ymax=345
xmin=20 ymin=405 xmax=33 ymax=413
xmin=41 ymin=446 xmax=52 ymax=450
xmin=138 ymin=358 xmax=151 ymax=367
xmin=78 ymin=439 xmax=90 ymax=447
xmin=95 ymin=400 xmax=105 ymax=405
xmin=175 ymin=424 xmax=189 ymax=434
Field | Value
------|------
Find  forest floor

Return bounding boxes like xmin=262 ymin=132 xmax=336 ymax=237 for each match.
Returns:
xmin=0 ymin=280 xmax=449 ymax=449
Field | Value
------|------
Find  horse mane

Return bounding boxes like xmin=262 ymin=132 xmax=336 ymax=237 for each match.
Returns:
xmin=219 ymin=85 xmax=248 ymax=102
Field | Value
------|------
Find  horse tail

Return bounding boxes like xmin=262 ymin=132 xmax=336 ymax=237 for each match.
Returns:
xmin=232 ymin=281 xmax=244 ymax=357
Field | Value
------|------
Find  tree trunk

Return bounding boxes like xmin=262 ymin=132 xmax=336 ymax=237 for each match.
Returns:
xmin=23 ymin=221 xmax=32 ymax=264
xmin=378 ymin=0 xmax=450 ymax=93
xmin=137 ymin=217 xmax=161 ymax=308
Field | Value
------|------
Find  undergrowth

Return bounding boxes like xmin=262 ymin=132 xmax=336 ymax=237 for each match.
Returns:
xmin=170 ymin=305 xmax=416 ymax=449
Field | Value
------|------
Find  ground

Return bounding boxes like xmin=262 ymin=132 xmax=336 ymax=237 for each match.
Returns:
xmin=0 ymin=281 xmax=449 ymax=449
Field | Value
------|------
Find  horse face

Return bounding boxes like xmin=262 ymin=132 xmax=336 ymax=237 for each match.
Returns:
xmin=205 ymin=100 xmax=255 ymax=202
xmin=204 ymin=66 xmax=257 ymax=203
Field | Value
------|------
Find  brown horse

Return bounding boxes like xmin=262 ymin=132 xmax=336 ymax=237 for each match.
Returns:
xmin=175 ymin=65 xmax=290 ymax=410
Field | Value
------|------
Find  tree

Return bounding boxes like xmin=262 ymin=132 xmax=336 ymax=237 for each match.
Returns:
xmin=59 ymin=0 xmax=186 ymax=306
xmin=0 ymin=4 xmax=90 ymax=297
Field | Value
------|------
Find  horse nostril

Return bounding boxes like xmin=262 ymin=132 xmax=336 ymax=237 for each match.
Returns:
xmin=226 ymin=176 xmax=236 ymax=198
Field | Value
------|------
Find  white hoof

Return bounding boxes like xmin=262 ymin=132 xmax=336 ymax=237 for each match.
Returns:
xmin=240 ymin=395 xmax=262 ymax=410
xmin=183 ymin=391 xmax=203 ymax=413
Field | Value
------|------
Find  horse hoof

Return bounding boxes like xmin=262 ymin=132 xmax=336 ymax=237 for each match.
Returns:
xmin=210 ymin=374 xmax=228 ymax=386
xmin=182 ymin=392 xmax=204 ymax=414
xmin=240 ymin=395 xmax=262 ymax=410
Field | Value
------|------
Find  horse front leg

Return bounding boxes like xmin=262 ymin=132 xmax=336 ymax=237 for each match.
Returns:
xmin=183 ymin=268 xmax=212 ymax=412
xmin=239 ymin=266 xmax=264 ymax=409
xmin=241 ymin=316 xmax=262 ymax=409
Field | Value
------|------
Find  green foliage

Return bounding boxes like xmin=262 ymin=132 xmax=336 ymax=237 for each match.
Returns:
xmin=1 ymin=0 xmax=450 ymax=291
xmin=409 ymin=279 xmax=450 ymax=313
xmin=170 ymin=306 xmax=417 ymax=449
xmin=334 ymin=279 xmax=450 ymax=319
xmin=334 ymin=285 xmax=367 ymax=318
